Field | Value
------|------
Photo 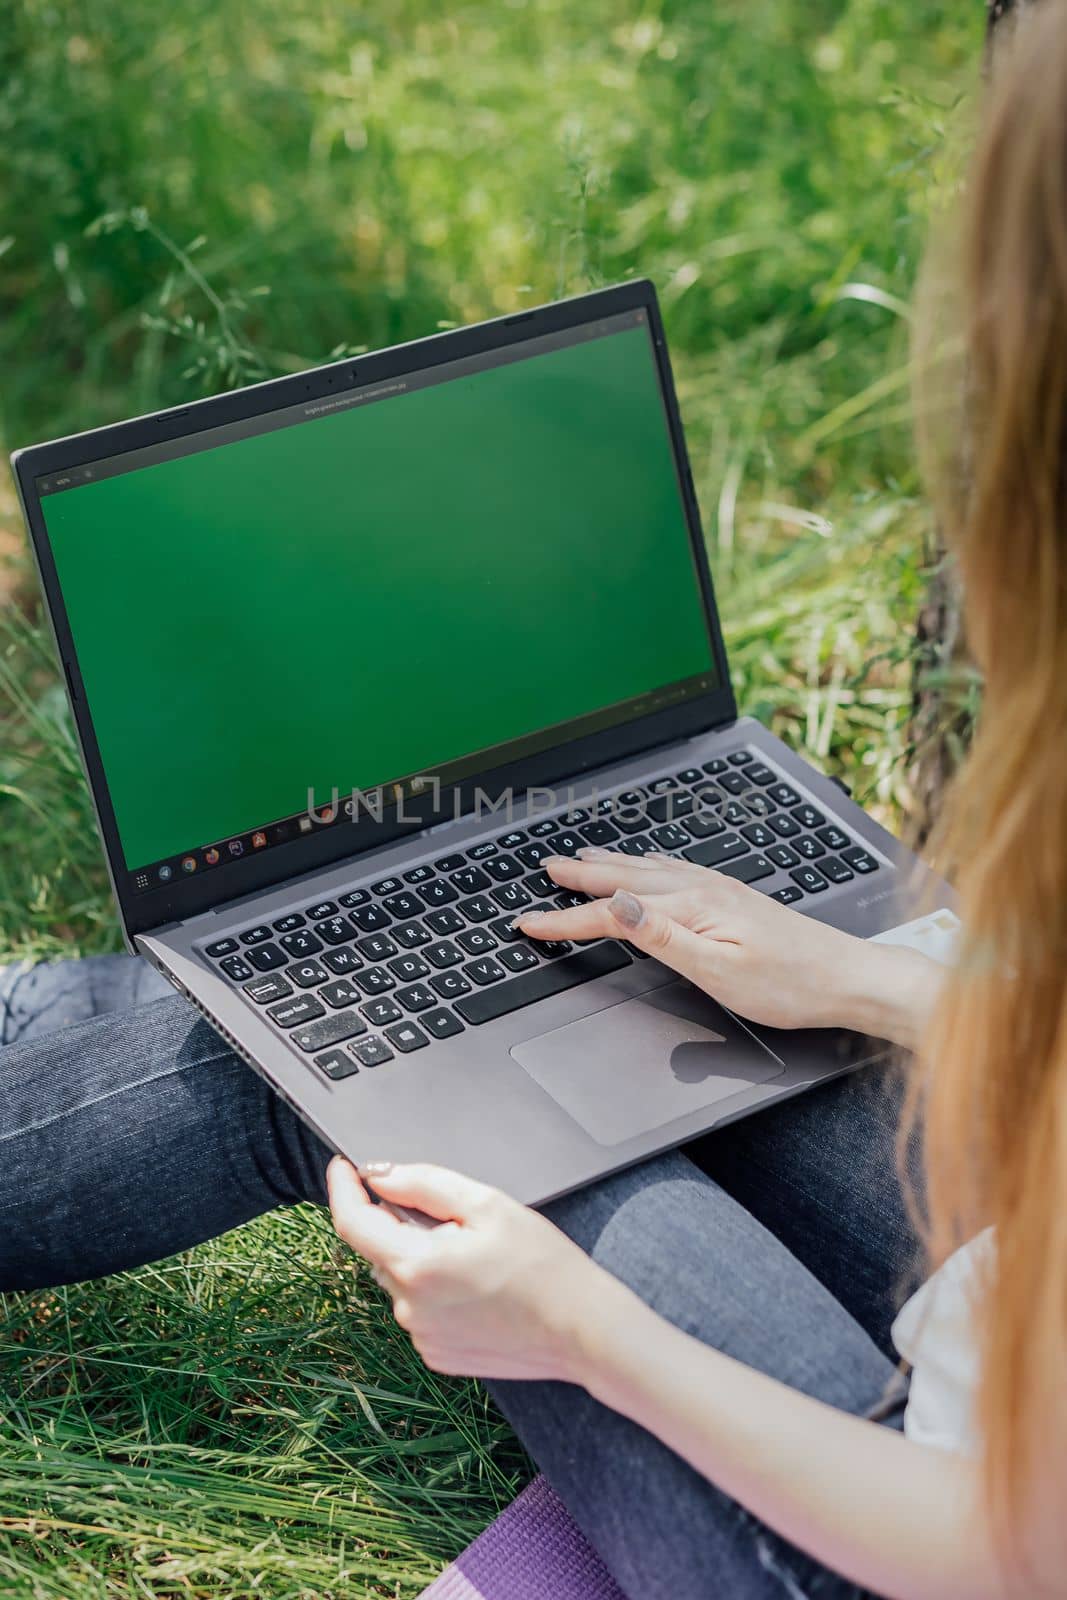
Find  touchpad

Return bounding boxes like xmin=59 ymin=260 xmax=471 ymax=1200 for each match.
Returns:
xmin=511 ymin=981 xmax=785 ymax=1147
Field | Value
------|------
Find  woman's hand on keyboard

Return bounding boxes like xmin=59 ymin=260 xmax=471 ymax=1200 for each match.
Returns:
xmin=515 ymin=849 xmax=939 ymax=1047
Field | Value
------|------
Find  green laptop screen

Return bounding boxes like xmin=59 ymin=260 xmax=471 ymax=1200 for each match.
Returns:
xmin=40 ymin=313 xmax=717 ymax=877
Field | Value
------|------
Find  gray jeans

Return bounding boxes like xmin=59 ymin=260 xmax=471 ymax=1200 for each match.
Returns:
xmin=0 ymin=955 xmax=918 ymax=1599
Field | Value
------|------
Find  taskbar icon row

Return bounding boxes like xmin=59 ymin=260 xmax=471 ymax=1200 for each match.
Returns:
xmin=129 ymin=804 xmax=341 ymax=894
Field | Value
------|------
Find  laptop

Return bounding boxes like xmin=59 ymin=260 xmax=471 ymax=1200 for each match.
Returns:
xmin=11 ymin=280 xmax=952 ymax=1205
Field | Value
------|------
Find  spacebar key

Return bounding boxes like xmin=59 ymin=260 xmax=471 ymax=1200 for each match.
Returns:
xmin=455 ymin=942 xmax=632 ymax=1025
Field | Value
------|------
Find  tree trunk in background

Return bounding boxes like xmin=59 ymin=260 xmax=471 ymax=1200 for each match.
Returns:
xmin=906 ymin=0 xmax=1034 ymax=843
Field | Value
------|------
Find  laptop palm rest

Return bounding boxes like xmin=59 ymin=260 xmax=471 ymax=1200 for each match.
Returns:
xmin=511 ymin=980 xmax=786 ymax=1148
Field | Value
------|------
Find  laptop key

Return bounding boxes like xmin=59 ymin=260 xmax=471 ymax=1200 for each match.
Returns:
xmin=492 ymin=882 xmax=532 ymax=913
xmin=468 ymin=841 xmax=498 ymax=860
xmin=349 ymin=905 xmax=390 ymax=933
xmin=619 ymin=835 xmax=656 ymax=856
xmin=719 ymin=771 xmax=749 ymax=795
xmin=425 ymin=939 xmax=463 ymax=968
xmin=768 ymin=783 xmax=801 ymax=808
xmin=395 ymin=982 xmax=435 ymax=1012
xmin=579 ymin=820 xmax=620 ymax=847
xmin=842 ymin=846 xmax=879 ymax=874
xmin=351 ymin=1036 xmax=392 ymax=1067
xmin=316 ymin=915 xmax=359 ymax=944
xmin=769 ymin=813 xmax=801 ymax=838
xmin=280 ymin=929 xmax=324 ymax=958
xmin=791 ymin=865 xmax=829 ymax=894
xmin=385 ymin=1021 xmax=429 ymax=1054
xmin=792 ymin=804 xmax=826 ymax=830
xmin=305 ymin=901 xmax=338 ymax=921
xmin=404 ymin=863 xmax=434 ymax=884
xmin=362 ymin=997 xmax=403 ymax=1027
xmin=424 ymin=908 xmax=463 ymax=937
xmin=356 ymin=965 xmax=395 ymax=996
xmin=795 ymin=836 xmax=825 ymax=860
xmin=497 ymin=830 xmax=527 ymax=849
xmin=744 ymin=793 xmax=775 ymax=818
xmin=268 ymin=994 xmax=325 ymax=1028
xmin=464 ymin=957 xmax=506 ymax=986
xmin=205 ymin=937 xmax=239 ymax=958
xmin=383 ymin=891 xmax=422 ymax=920
xmin=727 ymin=750 xmax=754 ymax=766
xmin=393 ymin=920 xmax=431 ymax=947
xmin=718 ymin=854 xmax=774 ymax=885
xmin=419 ymin=880 xmax=459 ymax=908
xmin=457 ymin=927 xmax=497 ymax=955
xmin=320 ymin=978 xmax=361 ymax=1009
xmin=322 ymin=947 xmax=362 ymax=976
xmin=484 ymin=854 xmax=523 ymax=882
xmin=676 ymin=767 xmax=704 ymax=785
xmin=357 ymin=933 xmax=396 ymax=962
xmin=273 ymin=913 xmax=305 ymax=934
xmin=767 ymin=843 xmax=801 ymax=869
xmin=434 ymin=854 xmax=467 ymax=873
xmin=515 ymin=842 xmax=551 ymax=870
xmin=421 ymin=1007 xmax=464 ymax=1041
xmin=539 ymin=940 xmax=573 ymax=959
xmin=338 ymin=888 xmax=371 ymax=908
xmin=817 ymin=825 xmax=852 ymax=852
xmin=611 ymin=812 xmax=652 ymax=836
xmin=241 ymin=925 xmax=273 ymax=945
xmin=459 ymin=895 xmax=496 ymax=923
xmin=683 ymin=832 xmax=748 ymax=868
xmin=650 ymin=823 xmax=689 ymax=851
xmin=741 ymin=822 xmax=775 ymax=849
xmin=288 ymin=959 xmax=329 ymax=988
xmin=451 ymin=865 xmax=491 ymax=894
xmin=772 ymin=885 xmax=804 ymax=905
xmin=489 ymin=915 xmax=524 ymax=943
xmin=684 ymin=811 xmax=725 ymax=840
xmin=456 ymin=941 xmax=632 ymax=1026
xmin=390 ymin=954 xmax=430 ymax=981
xmin=647 ymin=793 xmax=695 ymax=823
xmin=819 ymin=855 xmax=855 ymax=885
xmin=431 ymin=970 xmax=473 ymax=999
xmin=648 ymin=777 xmax=679 ymax=795
xmin=315 ymin=1048 xmax=359 ymax=1080
xmin=500 ymin=945 xmax=539 ymax=973
xmin=722 ymin=801 xmax=748 ymax=827
xmin=745 ymin=763 xmax=776 ymax=785
xmin=220 ymin=954 xmax=254 ymax=982
xmin=244 ymin=974 xmax=293 ymax=1004
xmin=548 ymin=831 xmax=584 ymax=857
xmin=247 ymin=942 xmax=287 ymax=972
xmin=527 ymin=818 xmax=559 ymax=838
xmin=372 ymin=877 xmax=402 ymax=896
xmin=292 ymin=1012 xmax=366 ymax=1052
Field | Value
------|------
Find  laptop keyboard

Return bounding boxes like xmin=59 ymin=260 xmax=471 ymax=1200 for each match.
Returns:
xmin=197 ymin=747 xmax=880 ymax=1082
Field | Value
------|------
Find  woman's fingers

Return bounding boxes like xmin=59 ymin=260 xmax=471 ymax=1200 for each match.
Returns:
xmin=603 ymin=890 xmax=722 ymax=987
xmin=541 ymin=848 xmax=702 ymax=898
xmin=361 ymin=1162 xmax=492 ymax=1224
xmin=327 ymin=1157 xmax=412 ymax=1266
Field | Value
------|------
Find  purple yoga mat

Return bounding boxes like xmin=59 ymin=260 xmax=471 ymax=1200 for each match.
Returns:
xmin=419 ymin=1475 xmax=626 ymax=1600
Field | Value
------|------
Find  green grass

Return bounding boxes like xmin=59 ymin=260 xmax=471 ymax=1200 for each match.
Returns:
xmin=0 ymin=2 xmax=979 ymax=1593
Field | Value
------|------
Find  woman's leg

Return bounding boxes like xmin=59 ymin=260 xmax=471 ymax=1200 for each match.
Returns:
xmin=0 ymin=957 xmax=330 ymax=1291
xmin=492 ymin=1150 xmax=902 ymax=1600
xmin=688 ymin=1059 xmax=922 ymax=1358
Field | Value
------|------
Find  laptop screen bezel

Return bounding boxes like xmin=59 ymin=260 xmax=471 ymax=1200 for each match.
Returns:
xmin=13 ymin=279 xmax=737 ymax=942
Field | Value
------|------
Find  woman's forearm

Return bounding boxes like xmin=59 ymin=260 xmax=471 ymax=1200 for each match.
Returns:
xmin=566 ymin=1280 xmax=1013 ymax=1600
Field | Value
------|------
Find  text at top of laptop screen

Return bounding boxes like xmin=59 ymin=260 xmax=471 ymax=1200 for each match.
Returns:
xmin=39 ymin=310 xmax=718 ymax=881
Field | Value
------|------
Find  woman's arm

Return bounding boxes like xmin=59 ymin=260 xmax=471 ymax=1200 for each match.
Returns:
xmin=329 ymin=1161 xmax=1063 ymax=1600
xmin=574 ymin=1275 xmax=1000 ymax=1600
xmin=514 ymin=849 xmax=943 ymax=1051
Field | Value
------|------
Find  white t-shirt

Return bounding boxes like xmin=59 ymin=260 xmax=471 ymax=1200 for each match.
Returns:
xmin=891 ymin=1228 xmax=993 ymax=1454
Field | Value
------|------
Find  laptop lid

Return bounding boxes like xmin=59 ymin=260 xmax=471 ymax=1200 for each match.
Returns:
xmin=12 ymin=280 xmax=735 ymax=942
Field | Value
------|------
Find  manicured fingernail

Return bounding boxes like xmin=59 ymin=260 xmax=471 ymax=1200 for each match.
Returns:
xmin=609 ymin=889 xmax=645 ymax=929
xmin=540 ymin=855 xmax=566 ymax=869
xmin=576 ymin=846 xmax=616 ymax=860
xmin=363 ymin=1161 xmax=394 ymax=1177
xmin=513 ymin=910 xmax=546 ymax=929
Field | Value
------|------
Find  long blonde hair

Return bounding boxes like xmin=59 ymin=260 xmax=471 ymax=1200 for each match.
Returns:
xmin=913 ymin=0 xmax=1067 ymax=1544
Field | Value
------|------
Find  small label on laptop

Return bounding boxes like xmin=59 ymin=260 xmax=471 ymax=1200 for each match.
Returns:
xmin=869 ymin=908 xmax=961 ymax=966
